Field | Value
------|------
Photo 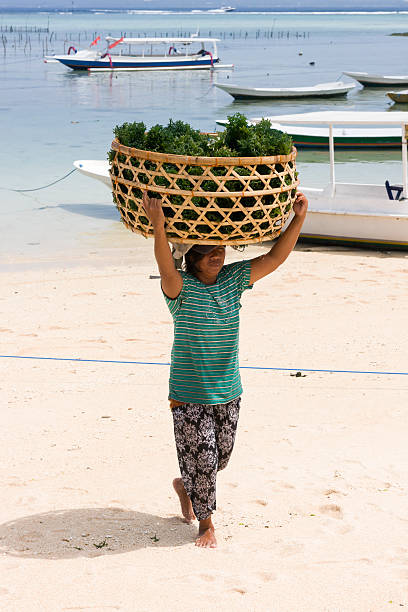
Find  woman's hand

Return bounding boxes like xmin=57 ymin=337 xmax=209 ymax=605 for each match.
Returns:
xmin=292 ymin=191 xmax=308 ymax=219
xmin=142 ymin=191 xmax=165 ymax=230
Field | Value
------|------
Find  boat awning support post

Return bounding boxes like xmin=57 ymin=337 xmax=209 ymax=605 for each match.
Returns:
xmin=402 ymin=123 xmax=408 ymax=199
xmin=329 ymin=123 xmax=336 ymax=196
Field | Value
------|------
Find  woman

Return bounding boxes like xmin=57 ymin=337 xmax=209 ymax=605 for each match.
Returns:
xmin=142 ymin=190 xmax=308 ymax=549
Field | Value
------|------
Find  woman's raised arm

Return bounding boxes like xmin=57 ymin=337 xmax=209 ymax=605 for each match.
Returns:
xmin=142 ymin=192 xmax=183 ymax=299
xmin=249 ymin=191 xmax=308 ymax=284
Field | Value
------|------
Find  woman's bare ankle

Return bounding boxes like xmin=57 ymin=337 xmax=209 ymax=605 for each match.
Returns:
xmin=196 ymin=515 xmax=217 ymax=548
xmin=198 ymin=516 xmax=214 ymax=534
xmin=172 ymin=477 xmax=195 ymax=523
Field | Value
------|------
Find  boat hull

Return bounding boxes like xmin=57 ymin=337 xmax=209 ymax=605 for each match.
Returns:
xmin=299 ymin=214 xmax=408 ymax=250
xmin=226 ymin=91 xmax=351 ymax=100
xmin=297 ymin=233 xmax=408 ymax=250
xmin=298 ymin=184 xmax=408 ymax=250
xmin=291 ymin=135 xmax=401 ymax=149
xmin=354 ymin=81 xmax=408 ymax=87
xmin=56 ymin=57 xmax=218 ymax=70
xmin=215 ymin=82 xmax=354 ymax=99
xmin=387 ymin=91 xmax=408 ymax=103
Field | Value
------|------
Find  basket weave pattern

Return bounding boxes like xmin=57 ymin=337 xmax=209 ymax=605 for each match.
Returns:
xmin=110 ymin=139 xmax=299 ymax=245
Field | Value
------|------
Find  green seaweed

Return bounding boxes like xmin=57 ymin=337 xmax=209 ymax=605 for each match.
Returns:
xmin=110 ymin=114 xmax=296 ymax=237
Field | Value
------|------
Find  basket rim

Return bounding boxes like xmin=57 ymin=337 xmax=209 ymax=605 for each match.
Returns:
xmin=111 ymin=138 xmax=297 ymax=166
xmin=110 ymin=171 xmax=300 ymax=198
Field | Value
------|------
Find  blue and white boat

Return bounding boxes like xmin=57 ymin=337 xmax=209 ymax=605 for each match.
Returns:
xmin=49 ymin=36 xmax=232 ymax=72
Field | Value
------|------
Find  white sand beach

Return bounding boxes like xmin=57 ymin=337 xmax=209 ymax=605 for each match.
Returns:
xmin=1 ymin=242 xmax=407 ymax=611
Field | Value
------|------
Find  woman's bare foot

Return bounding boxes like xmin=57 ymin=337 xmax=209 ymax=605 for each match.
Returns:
xmin=196 ymin=516 xmax=217 ymax=549
xmin=172 ymin=478 xmax=196 ymax=524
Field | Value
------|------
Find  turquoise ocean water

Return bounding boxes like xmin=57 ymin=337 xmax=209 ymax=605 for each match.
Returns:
xmin=1 ymin=9 xmax=408 ymax=263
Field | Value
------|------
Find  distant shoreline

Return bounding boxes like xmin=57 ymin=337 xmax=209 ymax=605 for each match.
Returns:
xmin=1 ymin=7 xmax=408 ymax=15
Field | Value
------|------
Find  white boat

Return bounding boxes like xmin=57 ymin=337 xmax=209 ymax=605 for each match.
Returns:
xmin=215 ymin=81 xmax=355 ymax=100
xmin=47 ymin=36 xmax=233 ymax=71
xmin=210 ymin=6 xmax=236 ymax=12
xmin=343 ymin=71 xmax=408 ymax=86
xmin=73 ymin=111 xmax=408 ymax=250
xmin=216 ymin=118 xmax=402 ymax=149
xmin=388 ymin=90 xmax=408 ymax=104
xmin=272 ymin=111 xmax=408 ymax=249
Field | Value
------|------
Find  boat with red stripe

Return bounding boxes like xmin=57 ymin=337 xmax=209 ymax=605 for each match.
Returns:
xmin=46 ymin=36 xmax=233 ymax=72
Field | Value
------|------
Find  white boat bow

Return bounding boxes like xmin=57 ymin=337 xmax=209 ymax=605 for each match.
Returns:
xmin=343 ymin=71 xmax=408 ymax=86
xmin=74 ymin=160 xmax=110 ymax=186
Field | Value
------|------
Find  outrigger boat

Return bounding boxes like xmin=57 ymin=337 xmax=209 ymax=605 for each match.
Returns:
xmin=215 ymin=81 xmax=355 ymax=100
xmin=72 ymin=111 xmax=408 ymax=251
xmin=343 ymin=71 xmax=408 ymax=86
xmin=216 ymin=117 xmax=402 ymax=149
xmin=47 ymin=36 xmax=232 ymax=71
xmin=271 ymin=111 xmax=408 ymax=249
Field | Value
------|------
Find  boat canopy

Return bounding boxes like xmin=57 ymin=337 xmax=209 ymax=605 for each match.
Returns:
xmin=258 ymin=111 xmax=408 ymax=198
xmin=256 ymin=111 xmax=408 ymax=125
xmin=105 ymin=37 xmax=220 ymax=44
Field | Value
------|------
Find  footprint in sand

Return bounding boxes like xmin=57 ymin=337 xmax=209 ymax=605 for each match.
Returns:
xmin=20 ymin=531 xmax=41 ymax=543
xmin=231 ymin=587 xmax=247 ymax=595
xmin=319 ymin=504 xmax=344 ymax=519
xmin=199 ymin=574 xmax=217 ymax=582
xmin=258 ymin=571 xmax=277 ymax=582
xmin=280 ymin=482 xmax=295 ymax=489
xmin=254 ymin=499 xmax=268 ymax=506
xmin=323 ymin=489 xmax=342 ymax=496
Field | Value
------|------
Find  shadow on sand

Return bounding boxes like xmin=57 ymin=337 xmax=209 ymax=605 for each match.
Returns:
xmin=0 ymin=507 xmax=196 ymax=559
xmin=59 ymin=203 xmax=119 ymax=221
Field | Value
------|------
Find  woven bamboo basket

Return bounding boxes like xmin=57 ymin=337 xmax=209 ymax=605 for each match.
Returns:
xmin=109 ymin=138 xmax=299 ymax=245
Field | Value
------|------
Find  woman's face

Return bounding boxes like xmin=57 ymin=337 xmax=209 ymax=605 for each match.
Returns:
xmin=195 ymin=246 xmax=226 ymax=276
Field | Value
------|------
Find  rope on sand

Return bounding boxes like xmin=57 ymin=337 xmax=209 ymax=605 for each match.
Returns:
xmin=0 ymin=168 xmax=77 ymax=193
xmin=0 ymin=355 xmax=407 ymax=376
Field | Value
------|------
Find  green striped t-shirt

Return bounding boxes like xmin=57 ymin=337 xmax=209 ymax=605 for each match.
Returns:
xmin=163 ymin=259 xmax=253 ymax=405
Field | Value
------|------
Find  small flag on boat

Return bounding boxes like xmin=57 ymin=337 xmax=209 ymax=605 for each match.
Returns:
xmin=108 ymin=37 xmax=124 ymax=50
xmin=90 ymin=36 xmax=100 ymax=47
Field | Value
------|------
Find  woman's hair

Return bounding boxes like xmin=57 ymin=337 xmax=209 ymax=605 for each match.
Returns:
xmin=183 ymin=249 xmax=204 ymax=277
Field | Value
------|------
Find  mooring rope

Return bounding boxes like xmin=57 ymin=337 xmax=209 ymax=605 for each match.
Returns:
xmin=0 ymin=168 xmax=77 ymax=193
xmin=0 ymin=354 xmax=406 ymax=376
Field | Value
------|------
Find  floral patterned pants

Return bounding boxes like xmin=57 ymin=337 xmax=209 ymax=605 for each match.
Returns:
xmin=172 ymin=397 xmax=241 ymax=521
